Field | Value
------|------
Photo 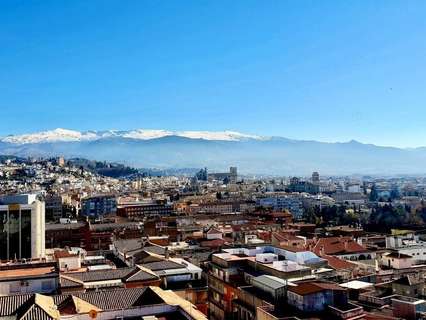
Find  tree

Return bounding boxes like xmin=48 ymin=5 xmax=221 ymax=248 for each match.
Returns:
xmin=369 ymin=184 xmax=378 ymax=202
xmin=367 ymin=204 xmax=408 ymax=232
xmin=303 ymin=207 xmax=318 ymax=224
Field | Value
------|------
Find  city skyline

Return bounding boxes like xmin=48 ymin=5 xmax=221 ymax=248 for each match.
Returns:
xmin=1 ymin=1 xmax=426 ymax=147
xmin=3 ymin=3 xmax=426 ymax=319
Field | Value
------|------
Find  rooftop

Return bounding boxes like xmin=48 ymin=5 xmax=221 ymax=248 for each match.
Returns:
xmin=0 ymin=287 xmax=207 ymax=320
xmin=340 ymin=280 xmax=374 ymax=290
xmin=288 ymin=282 xmax=346 ymax=296
xmin=0 ymin=266 xmax=57 ymax=281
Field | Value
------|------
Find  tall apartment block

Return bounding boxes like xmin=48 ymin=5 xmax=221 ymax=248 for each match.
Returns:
xmin=0 ymin=194 xmax=46 ymax=260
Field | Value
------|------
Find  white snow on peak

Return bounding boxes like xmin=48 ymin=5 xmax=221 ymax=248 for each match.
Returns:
xmin=2 ymin=128 xmax=97 ymax=144
xmin=177 ymin=130 xmax=262 ymax=141
xmin=122 ymin=129 xmax=174 ymax=140
xmin=1 ymin=128 xmax=266 ymax=144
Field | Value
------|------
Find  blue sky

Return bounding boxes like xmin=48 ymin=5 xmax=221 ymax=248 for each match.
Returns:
xmin=1 ymin=1 xmax=426 ymax=147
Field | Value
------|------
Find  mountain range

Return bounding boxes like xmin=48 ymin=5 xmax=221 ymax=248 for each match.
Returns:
xmin=1 ymin=128 xmax=426 ymax=175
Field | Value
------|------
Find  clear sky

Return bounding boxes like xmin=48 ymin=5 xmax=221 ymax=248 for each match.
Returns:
xmin=1 ymin=1 xmax=426 ymax=148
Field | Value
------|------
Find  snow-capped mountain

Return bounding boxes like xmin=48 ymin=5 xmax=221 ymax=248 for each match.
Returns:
xmin=1 ymin=128 xmax=265 ymax=144
xmin=2 ymin=128 xmax=426 ymax=175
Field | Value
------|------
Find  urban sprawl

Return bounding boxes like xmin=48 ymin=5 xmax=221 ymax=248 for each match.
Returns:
xmin=2 ymin=156 xmax=426 ymax=320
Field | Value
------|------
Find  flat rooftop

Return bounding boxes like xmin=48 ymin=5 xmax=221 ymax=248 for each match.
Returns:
xmin=0 ymin=266 xmax=57 ymax=281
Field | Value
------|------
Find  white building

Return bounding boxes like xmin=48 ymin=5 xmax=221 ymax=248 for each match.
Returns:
xmin=0 ymin=262 xmax=58 ymax=295
xmin=381 ymin=252 xmax=414 ymax=269
xmin=347 ymin=184 xmax=361 ymax=193
xmin=0 ymin=194 xmax=45 ymax=260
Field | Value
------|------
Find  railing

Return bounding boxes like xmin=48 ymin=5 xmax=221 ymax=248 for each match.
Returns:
xmin=328 ymin=303 xmax=364 ymax=319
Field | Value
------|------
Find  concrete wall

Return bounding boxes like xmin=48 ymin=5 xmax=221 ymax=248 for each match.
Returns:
xmin=31 ymin=200 xmax=46 ymax=259
xmin=0 ymin=276 xmax=57 ymax=295
xmin=287 ymin=290 xmax=340 ymax=312
xmin=58 ymin=256 xmax=81 ymax=271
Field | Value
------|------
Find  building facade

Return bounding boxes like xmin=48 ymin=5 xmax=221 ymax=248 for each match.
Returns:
xmin=0 ymin=195 xmax=45 ymax=260
xmin=81 ymin=195 xmax=117 ymax=218
xmin=117 ymin=200 xmax=173 ymax=218
xmin=45 ymin=194 xmax=63 ymax=222
xmin=257 ymin=196 xmax=304 ymax=219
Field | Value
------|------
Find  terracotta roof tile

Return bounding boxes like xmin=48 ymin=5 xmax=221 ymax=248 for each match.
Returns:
xmin=323 ymin=255 xmax=357 ymax=270
xmin=313 ymin=237 xmax=368 ymax=256
xmin=288 ymin=282 xmax=346 ymax=296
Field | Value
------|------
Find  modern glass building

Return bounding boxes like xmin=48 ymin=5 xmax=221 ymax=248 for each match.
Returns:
xmin=0 ymin=195 xmax=45 ymax=261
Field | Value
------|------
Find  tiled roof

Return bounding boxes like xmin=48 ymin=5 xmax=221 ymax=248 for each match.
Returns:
xmin=0 ymin=294 xmax=33 ymax=316
xmin=60 ymin=276 xmax=83 ymax=288
xmin=0 ymin=287 xmax=207 ymax=320
xmin=272 ymin=232 xmax=287 ymax=242
xmin=19 ymin=305 xmax=54 ymax=320
xmin=142 ymin=260 xmax=184 ymax=271
xmin=288 ymin=282 xmax=345 ymax=296
xmin=52 ymin=295 xmax=68 ymax=306
xmin=113 ymin=238 xmax=143 ymax=252
xmin=62 ymin=267 xmax=134 ymax=282
xmin=313 ymin=237 xmax=368 ymax=256
xmin=126 ymin=268 xmax=159 ymax=282
xmin=61 ymin=266 xmax=159 ymax=285
xmin=113 ymin=239 xmax=166 ymax=256
xmin=59 ymin=287 xmax=164 ymax=310
xmin=322 ymin=255 xmax=357 ymax=270
xmin=57 ymin=296 xmax=101 ymax=314
xmin=132 ymin=249 xmax=165 ymax=264
xmin=0 ymin=294 xmax=59 ymax=320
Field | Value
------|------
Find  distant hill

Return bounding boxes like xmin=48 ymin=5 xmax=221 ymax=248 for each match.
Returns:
xmin=1 ymin=128 xmax=426 ymax=175
xmin=66 ymin=158 xmax=138 ymax=178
